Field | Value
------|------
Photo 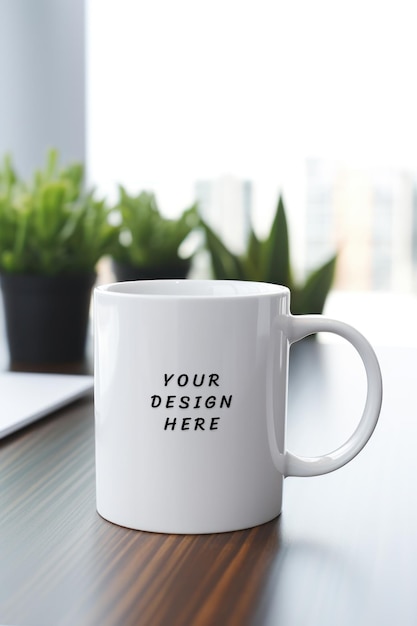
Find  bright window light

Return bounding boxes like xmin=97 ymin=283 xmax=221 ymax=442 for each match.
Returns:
xmin=87 ymin=0 xmax=417 ymax=302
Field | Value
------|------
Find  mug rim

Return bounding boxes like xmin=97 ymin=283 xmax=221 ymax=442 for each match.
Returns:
xmin=95 ymin=279 xmax=290 ymax=299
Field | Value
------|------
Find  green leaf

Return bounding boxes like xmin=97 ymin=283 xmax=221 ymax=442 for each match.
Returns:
xmin=264 ymin=195 xmax=292 ymax=287
xmin=35 ymin=182 xmax=68 ymax=240
xmin=0 ymin=154 xmax=18 ymax=195
xmin=46 ymin=148 xmax=58 ymax=179
xmin=200 ymin=219 xmax=245 ymax=280
xmin=247 ymin=226 xmax=262 ymax=272
xmin=292 ymin=254 xmax=337 ymax=315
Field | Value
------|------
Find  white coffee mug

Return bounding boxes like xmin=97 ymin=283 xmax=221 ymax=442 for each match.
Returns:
xmin=94 ymin=280 xmax=382 ymax=534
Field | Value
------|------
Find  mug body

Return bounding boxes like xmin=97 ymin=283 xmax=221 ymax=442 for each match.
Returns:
xmin=94 ymin=280 xmax=290 ymax=533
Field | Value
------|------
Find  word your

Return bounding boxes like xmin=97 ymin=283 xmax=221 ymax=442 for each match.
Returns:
xmin=163 ymin=373 xmax=219 ymax=387
xmin=150 ymin=373 xmax=233 ymax=431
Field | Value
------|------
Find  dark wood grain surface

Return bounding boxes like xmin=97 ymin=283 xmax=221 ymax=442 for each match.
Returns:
xmin=1 ymin=340 xmax=416 ymax=626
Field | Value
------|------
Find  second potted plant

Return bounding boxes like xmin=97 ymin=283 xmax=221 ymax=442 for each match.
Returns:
xmin=111 ymin=187 xmax=199 ymax=281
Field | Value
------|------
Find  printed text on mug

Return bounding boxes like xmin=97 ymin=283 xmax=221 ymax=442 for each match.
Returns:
xmin=150 ymin=373 xmax=233 ymax=431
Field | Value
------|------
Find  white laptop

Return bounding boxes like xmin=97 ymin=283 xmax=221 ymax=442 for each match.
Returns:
xmin=0 ymin=372 xmax=94 ymax=438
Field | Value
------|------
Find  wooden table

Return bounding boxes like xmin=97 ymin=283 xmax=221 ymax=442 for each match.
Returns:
xmin=1 ymin=339 xmax=416 ymax=626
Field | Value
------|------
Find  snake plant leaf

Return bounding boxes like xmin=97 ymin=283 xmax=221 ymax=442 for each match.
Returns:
xmin=264 ymin=195 xmax=292 ymax=287
xmin=201 ymin=219 xmax=245 ymax=280
xmin=247 ymin=226 xmax=262 ymax=272
xmin=291 ymin=254 xmax=337 ymax=315
xmin=201 ymin=190 xmax=337 ymax=315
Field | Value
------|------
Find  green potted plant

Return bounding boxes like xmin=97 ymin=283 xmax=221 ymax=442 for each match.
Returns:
xmin=111 ymin=187 xmax=199 ymax=281
xmin=201 ymin=194 xmax=337 ymax=315
xmin=0 ymin=149 xmax=117 ymax=367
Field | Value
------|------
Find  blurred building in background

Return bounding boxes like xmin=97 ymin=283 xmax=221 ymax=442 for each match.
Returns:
xmin=305 ymin=159 xmax=417 ymax=292
xmin=195 ymin=176 xmax=252 ymax=254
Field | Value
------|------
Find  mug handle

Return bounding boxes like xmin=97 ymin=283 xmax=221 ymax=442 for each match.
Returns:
xmin=269 ymin=315 xmax=383 ymax=478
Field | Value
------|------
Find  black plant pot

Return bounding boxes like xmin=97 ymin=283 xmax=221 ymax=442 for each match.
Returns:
xmin=112 ymin=258 xmax=191 ymax=281
xmin=0 ymin=272 xmax=96 ymax=367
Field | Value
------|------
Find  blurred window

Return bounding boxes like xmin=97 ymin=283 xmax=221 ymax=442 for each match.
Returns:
xmin=87 ymin=0 xmax=417 ymax=344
